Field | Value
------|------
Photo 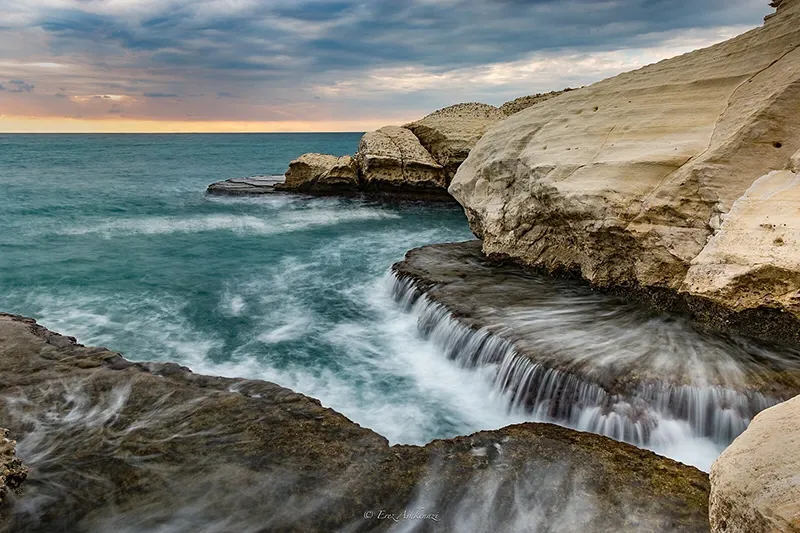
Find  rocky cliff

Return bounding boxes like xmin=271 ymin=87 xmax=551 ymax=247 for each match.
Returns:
xmin=0 ymin=313 xmax=711 ymax=532
xmin=450 ymin=1 xmax=800 ymax=341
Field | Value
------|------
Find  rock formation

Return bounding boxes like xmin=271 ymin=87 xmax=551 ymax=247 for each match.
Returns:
xmin=405 ymin=103 xmax=508 ymax=183
xmin=0 ymin=312 xmax=711 ymax=532
xmin=355 ymin=126 xmax=446 ymax=191
xmin=709 ymin=394 xmax=800 ymax=533
xmin=498 ymin=90 xmax=570 ymax=116
xmin=450 ymin=1 xmax=800 ymax=342
xmin=392 ymin=241 xmax=800 ymax=452
xmin=279 ymin=153 xmax=358 ymax=193
xmin=0 ymin=429 xmax=26 ymax=518
xmin=206 ymin=176 xmax=284 ymax=195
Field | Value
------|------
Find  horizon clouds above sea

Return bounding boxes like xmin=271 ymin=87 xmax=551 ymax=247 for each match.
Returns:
xmin=0 ymin=0 xmax=772 ymax=132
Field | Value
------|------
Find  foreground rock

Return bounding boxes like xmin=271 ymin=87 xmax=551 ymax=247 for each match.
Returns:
xmin=450 ymin=1 xmax=800 ymax=343
xmin=405 ymin=103 xmax=508 ymax=183
xmin=392 ymin=241 xmax=800 ymax=450
xmin=710 ymin=394 xmax=800 ymax=533
xmin=0 ymin=430 xmax=26 ymax=518
xmin=206 ymin=175 xmax=284 ymax=195
xmin=278 ymin=153 xmax=358 ymax=193
xmin=0 ymin=313 xmax=710 ymax=532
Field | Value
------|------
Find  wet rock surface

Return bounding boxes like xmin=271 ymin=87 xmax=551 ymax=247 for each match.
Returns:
xmin=206 ymin=175 xmax=284 ymax=195
xmin=0 ymin=429 xmax=26 ymax=519
xmin=391 ymin=241 xmax=800 ymax=451
xmin=0 ymin=312 xmax=710 ymax=533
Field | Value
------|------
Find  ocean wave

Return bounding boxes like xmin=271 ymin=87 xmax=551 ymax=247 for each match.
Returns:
xmin=58 ymin=208 xmax=401 ymax=238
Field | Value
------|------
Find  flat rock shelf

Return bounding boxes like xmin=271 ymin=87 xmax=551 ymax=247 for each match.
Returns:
xmin=0 ymin=313 xmax=711 ymax=532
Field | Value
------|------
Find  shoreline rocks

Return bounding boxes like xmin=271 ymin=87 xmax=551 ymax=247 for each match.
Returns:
xmin=278 ymin=153 xmax=359 ymax=193
xmin=206 ymin=175 xmax=284 ymax=195
xmin=710 ymin=394 xmax=800 ymax=533
xmin=356 ymin=126 xmax=446 ymax=191
xmin=390 ymin=241 xmax=800 ymax=450
xmin=449 ymin=1 xmax=800 ymax=344
xmin=207 ymin=93 xmax=573 ymax=201
xmin=405 ymin=103 xmax=508 ymax=183
xmin=0 ymin=429 xmax=26 ymax=519
xmin=0 ymin=312 xmax=711 ymax=532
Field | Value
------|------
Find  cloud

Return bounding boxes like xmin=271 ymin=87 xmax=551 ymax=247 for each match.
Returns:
xmin=0 ymin=0 xmax=773 ymax=127
xmin=2 ymin=79 xmax=35 ymax=92
xmin=143 ymin=92 xmax=180 ymax=98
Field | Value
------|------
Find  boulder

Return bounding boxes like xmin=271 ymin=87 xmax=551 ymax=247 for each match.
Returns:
xmin=449 ymin=1 xmax=800 ymax=341
xmin=709 ymin=394 xmax=800 ymax=533
xmin=281 ymin=153 xmax=358 ymax=193
xmin=0 ymin=429 xmax=26 ymax=516
xmin=405 ymin=103 xmax=507 ymax=183
xmin=355 ymin=126 xmax=446 ymax=190
xmin=0 ymin=312 xmax=711 ymax=532
xmin=499 ymin=90 xmax=570 ymax=116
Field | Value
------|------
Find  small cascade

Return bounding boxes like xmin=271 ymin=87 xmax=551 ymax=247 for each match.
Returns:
xmin=390 ymin=273 xmax=780 ymax=449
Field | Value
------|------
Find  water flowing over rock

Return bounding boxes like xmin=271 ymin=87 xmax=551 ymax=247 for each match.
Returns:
xmin=710 ymin=394 xmax=800 ymax=533
xmin=356 ymin=126 xmax=446 ymax=191
xmin=391 ymin=241 xmax=800 ymax=464
xmin=449 ymin=2 xmax=800 ymax=342
xmin=279 ymin=153 xmax=359 ymax=193
xmin=405 ymin=103 xmax=508 ymax=184
xmin=0 ymin=313 xmax=711 ymax=532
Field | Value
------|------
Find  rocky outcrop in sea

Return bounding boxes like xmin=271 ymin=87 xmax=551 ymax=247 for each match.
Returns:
xmin=207 ymin=93 xmax=571 ymax=199
xmin=0 ymin=313 xmax=711 ymax=532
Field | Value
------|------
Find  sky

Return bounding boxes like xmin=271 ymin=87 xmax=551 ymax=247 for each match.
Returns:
xmin=0 ymin=0 xmax=773 ymax=133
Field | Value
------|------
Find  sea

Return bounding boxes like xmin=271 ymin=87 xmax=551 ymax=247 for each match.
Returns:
xmin=1 ymin=133 xmax=788 ymax=475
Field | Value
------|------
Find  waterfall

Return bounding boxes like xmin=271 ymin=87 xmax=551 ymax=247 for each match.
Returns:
xmin=390 ymin=273 xmax=778 ymax=449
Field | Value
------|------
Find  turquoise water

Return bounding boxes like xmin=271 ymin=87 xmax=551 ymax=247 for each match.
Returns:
xmin=0 ymin=134 xmax=532 ymax=444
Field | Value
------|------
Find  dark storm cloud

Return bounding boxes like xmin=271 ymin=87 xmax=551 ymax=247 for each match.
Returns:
xmin=0 ymin=0 xmax=771 ymax=125
xmin=26 ymin=0 xmax=768 ymax=80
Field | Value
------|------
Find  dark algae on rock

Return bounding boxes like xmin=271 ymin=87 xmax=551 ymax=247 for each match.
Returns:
xmin=0 ymin=313 xmax=710 ymax=532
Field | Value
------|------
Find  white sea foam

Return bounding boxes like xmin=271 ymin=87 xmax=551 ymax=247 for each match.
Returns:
xmin=59 ymin=208 xmax=401 ymax=238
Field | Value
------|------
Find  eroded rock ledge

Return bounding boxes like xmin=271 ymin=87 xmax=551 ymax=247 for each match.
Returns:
xmin=0 ymin=312 xmax=710 ymax=532
xmin=450 ymin=1 xmax=800 ymax=343
xmin=391 ymin=241 xmax=800 ymax=449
